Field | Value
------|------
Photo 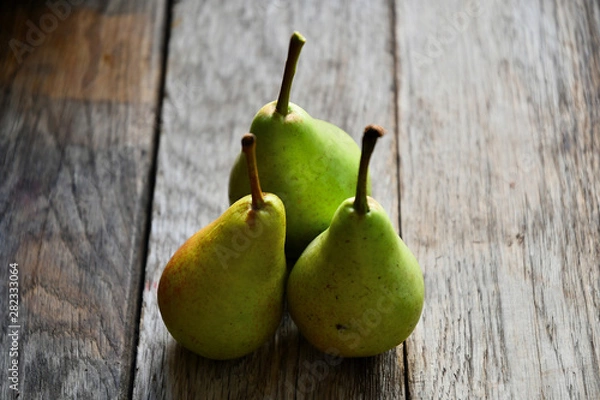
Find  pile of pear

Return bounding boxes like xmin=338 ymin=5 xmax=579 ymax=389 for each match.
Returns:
xmin=157 ymin=32 xmax=425 ymax=360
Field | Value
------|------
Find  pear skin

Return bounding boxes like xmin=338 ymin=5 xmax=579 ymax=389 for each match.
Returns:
xmin=158 ymin=134 xmax=287 ymax=360
xmin=287 ymin=198 xmax=424 ymax=357
xmin=228 ymin=32 xmax=368 ymax=259
xmin=286 ymin=125 xmax=425 ymax=357
xmin=229 ymin=101 xmax=364 ymax=258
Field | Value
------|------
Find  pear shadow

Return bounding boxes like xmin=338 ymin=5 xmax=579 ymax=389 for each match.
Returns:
xmin=287 ymin=332 xmax=405 ymax=399
xmin=160 ymin=283 xmax=404 ymax=399
xmin=161 ymin=309 xmax=305 ymax=400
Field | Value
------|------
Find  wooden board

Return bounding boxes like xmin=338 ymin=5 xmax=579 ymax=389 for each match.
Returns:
xmin=396 ymin=0 xmax=600 ymax=398
xmin=133 ymin=0 xmax=404 ymax=398
xmin=1 ymin=0 xmax=597 ymax=399
xmin=0 ymin=1 xmax=167 ymax=398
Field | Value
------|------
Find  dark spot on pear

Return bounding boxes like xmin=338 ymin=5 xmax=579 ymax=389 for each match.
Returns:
xmin=336 ymin=324 xmax=348 ymax=331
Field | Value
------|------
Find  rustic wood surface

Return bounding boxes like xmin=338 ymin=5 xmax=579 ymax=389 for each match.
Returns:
xmin=397 ymin=1 xmax=600 ymax=398
xmin=0 ymin=0 xmax=598 ymax=399
xmin=134 ymin=0 xmax=401 ymax=398
xmin=0 ymin=1 xmax=168 ymax=398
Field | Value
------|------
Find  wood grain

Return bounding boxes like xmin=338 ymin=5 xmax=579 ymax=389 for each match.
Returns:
xmin=396 ymin=0 xmax=600 ymax=398
xmin=0 ymin=1 xmax=167 ymax=398
xmin=133 ymin=0 xmax=402 ymax=398
xmin=1 ymin=0 xmax=597 ymax=398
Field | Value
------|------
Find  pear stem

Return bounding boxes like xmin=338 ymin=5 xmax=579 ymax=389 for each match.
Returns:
xmin=241 ymin=134 xmax=265 ymax=210
xmin=354 ymin=125 xmax=385 ymax=215
xmin=275 ymin=31 xmax=306 ymax=117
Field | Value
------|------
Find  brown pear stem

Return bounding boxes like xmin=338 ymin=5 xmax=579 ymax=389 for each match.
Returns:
xmin=241 ymin=134 xmax=265 ymax=210
xmin=275 ymin=31 xmax=306 ymax=117
xmin=354 ymin=125 xmax=385 ymax=215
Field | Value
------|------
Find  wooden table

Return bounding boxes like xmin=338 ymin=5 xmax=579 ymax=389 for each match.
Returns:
xmin=1 ymin=1 xmax=599 ymax=399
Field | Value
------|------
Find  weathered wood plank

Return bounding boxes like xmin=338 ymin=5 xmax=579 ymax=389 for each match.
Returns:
xmin=396 ymin=0 xmax=600 ymax=398
xmin=134 ymin=0 xmax=402 ymax=398
xmin=0 ymin=1 xmax=167 ymax=398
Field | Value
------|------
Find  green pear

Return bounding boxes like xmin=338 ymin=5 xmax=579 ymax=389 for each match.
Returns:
xmin=286 ymin=125 xmax=425 ymax=357
xmin=228 ymin=31 xmax=368 ymax=259
xmin=158 ymin=134 xmax=287 ymax=360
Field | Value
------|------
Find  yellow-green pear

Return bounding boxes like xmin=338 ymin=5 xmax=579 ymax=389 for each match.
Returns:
xmin=228 ymin=31 xmax=368 ymax=259
xmin=158 ymin=134 xmax=287 ymax=360
xmin=287 ymin=125 xmax=425 ymax=357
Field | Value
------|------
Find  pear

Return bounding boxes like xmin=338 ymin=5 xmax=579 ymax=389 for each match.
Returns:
xmin=158 ymin=134 xmax=287 ymax=360
xmin=228 ymin=31 xmax=368 ymax=259
xmin=286 ymin=125 xmax=425 ymax=358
